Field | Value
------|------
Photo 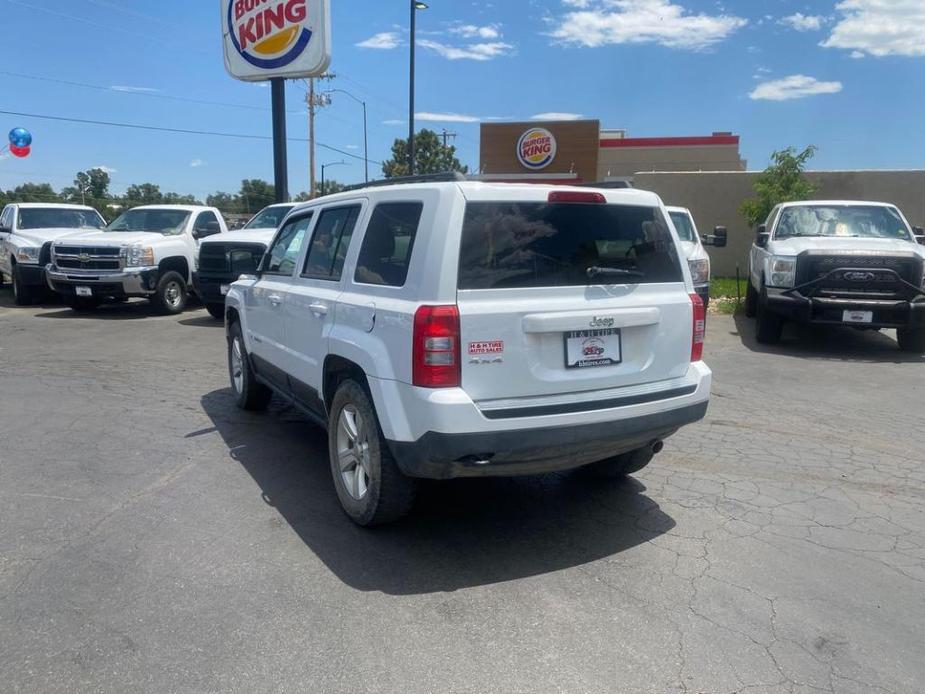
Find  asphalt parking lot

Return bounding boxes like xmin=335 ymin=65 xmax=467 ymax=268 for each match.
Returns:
xmin=1 ymin=291 xmax=923 ymax=694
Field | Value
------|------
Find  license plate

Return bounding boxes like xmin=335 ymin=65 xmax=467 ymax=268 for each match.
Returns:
xmin=843 ymin=310 xmax=873 ymax=324
xmin=75 ymin=286 xmax=92 ymax=297
xmin=220 ymin=284 xmax=230 ymax=296
xmin=565 ymin=329 xmax=622 ymax=368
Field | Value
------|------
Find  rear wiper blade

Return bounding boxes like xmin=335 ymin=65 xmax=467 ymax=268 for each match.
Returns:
xmin=586 ymin=266 xmax=645 ymax=279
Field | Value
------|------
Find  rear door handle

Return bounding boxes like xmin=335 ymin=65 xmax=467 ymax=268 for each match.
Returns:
xmin=268 ymin=294 xmax=283 ymax=307
xmin=309 ymin=302 xmax=328 ymax=317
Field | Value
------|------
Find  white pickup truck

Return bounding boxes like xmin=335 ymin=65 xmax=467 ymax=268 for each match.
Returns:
xmin=746 ymin=200 xmax=925 ymax=352
xmin=666 ymin=206 xmax=727 ymax=311
xmin=45 ymin=205 xmax=228 ymax=313
xmin=0 ymin=203 xmax=107 ymax=305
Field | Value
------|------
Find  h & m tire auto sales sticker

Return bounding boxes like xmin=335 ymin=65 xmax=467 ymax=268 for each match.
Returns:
xmin=468 ymin=341 xmax=504 ymax=355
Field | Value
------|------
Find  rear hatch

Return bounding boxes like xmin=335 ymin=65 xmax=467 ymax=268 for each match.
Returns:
xmin=456 ymin=191 xmax=693 ymax=402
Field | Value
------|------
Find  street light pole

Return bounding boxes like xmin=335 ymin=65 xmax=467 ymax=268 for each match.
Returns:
xmin=320 ymin=161 xmax=347 ymax=197
xmin=409 ymin=1 xmax=429 ymax=176
xmin=326 ymin=89 xmax=368 ymax=183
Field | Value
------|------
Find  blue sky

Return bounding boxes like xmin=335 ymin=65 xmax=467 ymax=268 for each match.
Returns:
xmin=1 ymin=0 xmax=923 ymax=200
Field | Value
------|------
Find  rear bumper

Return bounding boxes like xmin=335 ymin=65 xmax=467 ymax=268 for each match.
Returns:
xmin=373 ymin=361 xmax=711 ymax=479
xmin=387 ymin=401 xmax=708 ymax=479
xmin=765 ymin=288 xmax=925 ymax=328
xmin=45 ymin=264 xmax=159 ymax=298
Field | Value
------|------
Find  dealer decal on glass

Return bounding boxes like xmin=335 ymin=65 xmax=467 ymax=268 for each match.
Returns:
xmin=565 ymin=329 xmax=622 ymax=369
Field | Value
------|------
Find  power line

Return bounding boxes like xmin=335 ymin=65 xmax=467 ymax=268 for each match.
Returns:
xmin=0 ymin=71 xmax=297 ymax=114
xmin=0 ymin=109 xmax=381 ymax=166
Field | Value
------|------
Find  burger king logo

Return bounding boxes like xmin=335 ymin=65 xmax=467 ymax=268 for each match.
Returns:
xmin=517 ymin=128 xmax=557 ymax=170
xmin=228 ymin=0 xmax=313 ymax=69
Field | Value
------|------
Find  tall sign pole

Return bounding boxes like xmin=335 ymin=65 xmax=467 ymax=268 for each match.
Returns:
xmin=271 ymin=78 xmax=289 ymax=203
xmin=408 ymin=0 xmax=417 ymax=176
xmin=221 ymin=0 xmax=331 ymax=203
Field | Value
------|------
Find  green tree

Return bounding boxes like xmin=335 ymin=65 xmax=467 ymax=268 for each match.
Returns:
xmin=124 ymin=183 xmax=164 ymax=207
xmin=163 ymin=192 xmax=201 ymax=205
xmin=740 ymin=146 xmax=818 ymax=227
xmin=61 ymin=168 xmax=113 ymax=218
xmin=238 ymin=179 xmax=276 ymax=214
xmin=4 ymin=183 xmax=60 ymax=203
xmin=382 ymin=129 xmax=468 ymax=178
xmin=207 ymin=191 xmax=241 ymax=215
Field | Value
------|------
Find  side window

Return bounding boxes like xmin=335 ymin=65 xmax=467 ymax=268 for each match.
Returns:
xmin=194 ymin=210 xmax=220 ymax=236
xmin=302 ymin=205 xmax=361 ymax=281
xmin=354 ymin=202 xmax=423 ymax=287
xmin=0 ymin=206 xmax=12 ymax=230
xmin=264 ymin=214 xmax=313 ymax=276
xmin=765 ymin=206 xmax=780 ymax=232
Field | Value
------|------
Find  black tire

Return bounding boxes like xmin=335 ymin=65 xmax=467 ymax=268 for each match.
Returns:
xmin=206 ymin=303 xmax=225 ymax=320
xmin=755 ymin=290 xmax=783 ymax=344
xmin=328 ymin=379 xmax=416 ymax=527
xmin=585 ymin=445 xmax=656 ymax=479
xmin=897 ymin=327 xmax=925 ymax=354
xmin=12 ymin=265 xmax=39 ymax=306
xmin=150 ymin=271 xmax=188 ymax=315
xmin=744 ymin=282 xmax=758 ymax=318
xmin=65 ymin=297 xmax=103 ymax=312
xmin=227 ymin=321 xmax=272 ymax=411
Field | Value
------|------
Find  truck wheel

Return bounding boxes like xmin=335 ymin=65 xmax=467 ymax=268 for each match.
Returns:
xmin=744 ymin=282 xmax=758 ymax=318
xmin=227 ymin=321 xmax=272 ymax=411
xmin=328 ymin=379 xmax=416 ymax=527
xmin=755 ymin=291 xmax=783 ymax=344
xmin=12 ymin=265 xmax=38 ymax=306
xmin=151 ymin=271 xmax=188 ymax=315
xmin=897 ymin=328 xmax=925 ymax=354
xmin=206 ymin=303 xmax=225 ymax=320
xmin=585 ymin=444 xmax=658 ymax=478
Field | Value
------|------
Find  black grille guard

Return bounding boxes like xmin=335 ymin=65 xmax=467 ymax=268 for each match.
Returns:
xmin=782 ymin=266 xmax=925 ymax=301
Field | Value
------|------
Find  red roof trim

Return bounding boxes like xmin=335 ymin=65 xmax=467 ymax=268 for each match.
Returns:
xmin=600 ymin=135 xmax=739 ymax=148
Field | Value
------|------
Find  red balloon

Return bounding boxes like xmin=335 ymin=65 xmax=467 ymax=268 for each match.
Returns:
xmin=10 ymin=144 xmax=31 ymax=158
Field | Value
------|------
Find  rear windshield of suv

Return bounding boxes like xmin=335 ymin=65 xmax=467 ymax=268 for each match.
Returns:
xmin=458 ymin=202 xmax=683 ymax=290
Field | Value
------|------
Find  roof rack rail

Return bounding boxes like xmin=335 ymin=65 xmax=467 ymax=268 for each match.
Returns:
xmin=343 ymin=171 xmax=468 ymax=192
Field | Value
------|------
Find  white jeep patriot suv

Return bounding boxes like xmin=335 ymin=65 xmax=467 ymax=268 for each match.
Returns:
xmin=46 ymin=205 xmax=227 ymax=313
xmin=224 ymin=175 xmax=712 ymax=525
xmin=746 ymin=200 xmax=925 ymax=351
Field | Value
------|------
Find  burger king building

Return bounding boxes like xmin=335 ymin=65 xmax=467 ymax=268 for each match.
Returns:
xmin=479 ymin=119 xmax=746 ymax=185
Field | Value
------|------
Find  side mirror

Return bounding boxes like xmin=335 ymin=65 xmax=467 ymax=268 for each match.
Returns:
xmin=703 ymin=225 xmax=727 ymax=248
xmin=756 ymin=224 xmax=769 ymax=248
xmin=194 ymin=221 xmax=222 ymax=239
xmin=0 ymin=225 xmax=10 ymax=235
xmin=913 ymin=227 xmax=925 ymax=246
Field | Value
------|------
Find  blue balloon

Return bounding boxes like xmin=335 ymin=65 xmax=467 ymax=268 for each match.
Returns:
xmin=9 ymin=127 xmax=32 ymax=148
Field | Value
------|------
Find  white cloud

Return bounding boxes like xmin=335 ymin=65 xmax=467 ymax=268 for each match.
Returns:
xmin=383 ymin=119 xmax=406 ymax=126
xmin=822 ymin=0 xmax=925 ymax=57
xmin=110 ymin=85 xmax=159 ymax=93
xmin=749 ymin=74 xmax=843 ymax=101
xmin=356 ymin=32 xmax=402 ymax=49
xmin=94 ymin=165 xmax=117 ymax=173
xmin=548 ymin=0 xmax=747 ymax=51
xmin=345 ymin=145 xmax=359 ymax=150
xmin=531 ymin=112 xmax=584 ymax=121
xmin=418 ymin=38 xmax=514 ymax=60
xmin=415 ymin=112 xmax=481 ymax=123
xmin=450 ymin=24 xmax=501 ymax=39
xmin=780 ymin=13 xmax=824 ymax=32
xmin=190 ymin=159 xmax=205 ymax=168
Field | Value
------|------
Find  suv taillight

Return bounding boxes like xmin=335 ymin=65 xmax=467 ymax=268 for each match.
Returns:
xmin=413 ymin=305 xmax=461 ymax=388
xmin=690 ymin=293 xmax=706 ymax=362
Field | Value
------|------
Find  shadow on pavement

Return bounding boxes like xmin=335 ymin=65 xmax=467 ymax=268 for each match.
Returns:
xmin=200 ymin=388 xmax=675 ymax=595
xmin=732 ymin=313 xmax=924 ymax=364
xmin=179 ymin=314 xmax=224 ymax=329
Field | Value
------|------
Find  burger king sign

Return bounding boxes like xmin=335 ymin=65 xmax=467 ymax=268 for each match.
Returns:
xmin=517 ymin=128 xmax=557 ymax=170
xmin=222 ymin=0 xmax=331 ymax=81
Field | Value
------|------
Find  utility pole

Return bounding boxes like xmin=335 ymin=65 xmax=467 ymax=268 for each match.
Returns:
xmin=306 ymin=73 xmax=335 ymax=198
xmin=440 ymin=129 xmax=457 ymax=148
